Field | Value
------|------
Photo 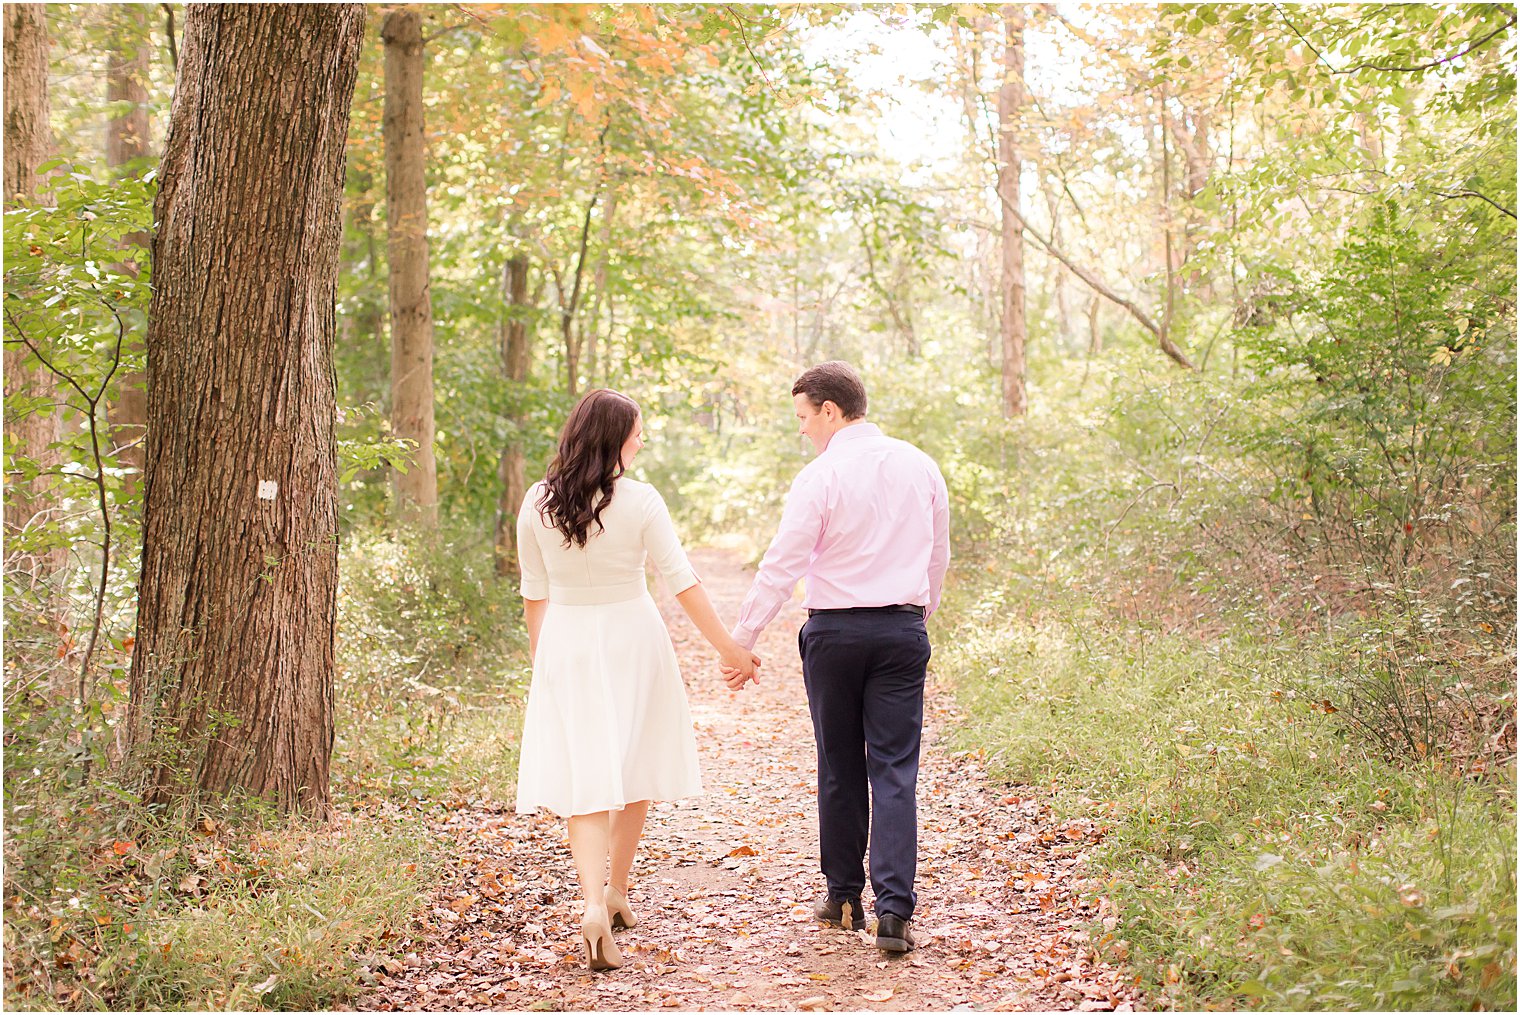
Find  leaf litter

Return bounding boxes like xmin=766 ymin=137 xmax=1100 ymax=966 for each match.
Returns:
xmin=357 ymin=550 xmax=1139 ymax=1012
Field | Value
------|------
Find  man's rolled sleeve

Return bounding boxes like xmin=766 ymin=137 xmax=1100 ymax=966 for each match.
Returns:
xmin=732 ymin=469 xmax=825 ymax=649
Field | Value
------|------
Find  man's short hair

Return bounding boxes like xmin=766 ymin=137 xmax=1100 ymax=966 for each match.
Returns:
xmin=792 ymin=361 xmax=868 ymax=420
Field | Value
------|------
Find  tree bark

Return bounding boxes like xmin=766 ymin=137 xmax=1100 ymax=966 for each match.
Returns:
xmin=3 ymin=3 xmax=64 ymax=578
xmin=997 ymin=5 xmax=1027 ymax=418
xmin=127 ymin=2 xmax=364 ymax=817
xmin=104 ymin=3 xmax=153 ymax=498
xmin=495 ymin=255 xmax=532 ymax=577
xmin=558 ymin=192 xmax=597 ymax=396
xmin=584 ymin=188 xmax=617 ymax=391
xmin=382 ymin=7 xmax=438 ymax=527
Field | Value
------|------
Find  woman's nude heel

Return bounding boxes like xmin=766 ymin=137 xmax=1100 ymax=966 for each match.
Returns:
xmin=581 ymin=906 xmax=623 ymax=971
xmin=605 ymin=885 xmax=637 ymax=930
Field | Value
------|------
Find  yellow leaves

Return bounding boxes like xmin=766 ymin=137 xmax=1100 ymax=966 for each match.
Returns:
xmin=726 ymin=844 xmax=757 ymax=857
xmin=636 ymin=50 xmax=677 ymax=76
xmin=532 ymin=18 xmax=577 ymax=55
xmin=565 ymin=77 xmax=599 ymax=119
xmin=111 ymin=840 xmax=136 ymax=856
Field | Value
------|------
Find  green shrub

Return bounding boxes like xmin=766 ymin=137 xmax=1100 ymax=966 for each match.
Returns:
xmin=944 ymin=603 xmax=1517 ymax=1011
xmin=334 ymin=523 xmax=527 ymax=805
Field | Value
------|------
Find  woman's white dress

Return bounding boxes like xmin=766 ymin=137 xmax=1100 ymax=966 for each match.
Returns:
xmin=514 ymin=478 xmax=703 ymax=817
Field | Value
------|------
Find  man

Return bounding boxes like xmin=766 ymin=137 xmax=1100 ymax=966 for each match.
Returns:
xmin=726 ymin=361 xmax=950 ymax=955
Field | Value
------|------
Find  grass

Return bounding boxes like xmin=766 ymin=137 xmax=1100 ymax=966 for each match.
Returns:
xmin=943 ymin=602 xmax=1517 ymax=1011
xmin=4 ymin=526 xmax=529 ymax=1012
xmin=2 ymin=788 xmax=439 ymax=1012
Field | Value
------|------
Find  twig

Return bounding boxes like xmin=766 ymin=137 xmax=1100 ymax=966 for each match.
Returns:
xmin=1273 ymin=5 xmax=1516 ymax=76
xmin=1435 ymin=189 xmax=1517 ymax=219
xmin=723 ymin=5 xmax=782 ymax=102
xmin=4 ymin=302 xmax=127 ymax=708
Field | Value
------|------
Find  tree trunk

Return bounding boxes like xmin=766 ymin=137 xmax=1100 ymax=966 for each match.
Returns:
xmin=997 ymin=4 xmax=1027 ymax=418
xmin=584 ymin=188 xmax=617 ymax=391
xmin=382 ymin=7 xmax=438 ymax=526
xmin=127 ymin=2 xmax=364 ymax=817
xmin=3 ymin=3 xmax=64 ymax=579
xmin=495 ymin=255 xmax=532 ymax=577
xmin=104 ymin=3 xmax=153 ymax=498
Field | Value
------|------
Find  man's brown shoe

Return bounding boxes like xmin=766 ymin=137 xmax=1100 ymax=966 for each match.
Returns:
xmin=875 ymin=913 xmax=915 ymax=953
xmin=813 ymin=895 xmax=865 ymax=931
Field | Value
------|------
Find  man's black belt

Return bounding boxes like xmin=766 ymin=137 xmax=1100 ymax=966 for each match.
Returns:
xmin=807 ymin=604 xmax=925 ymax=618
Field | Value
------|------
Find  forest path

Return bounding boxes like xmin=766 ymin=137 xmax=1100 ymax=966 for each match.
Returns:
xmin=357 ymin=549 xmax=1138 ymax=1012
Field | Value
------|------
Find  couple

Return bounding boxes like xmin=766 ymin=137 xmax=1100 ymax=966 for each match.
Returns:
xmin=514 ymin=361 xmax=950 ymax=972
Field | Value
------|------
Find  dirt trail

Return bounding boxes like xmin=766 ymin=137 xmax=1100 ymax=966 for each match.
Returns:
xmin=358 ymin=549 xmax=1139 ymax=1012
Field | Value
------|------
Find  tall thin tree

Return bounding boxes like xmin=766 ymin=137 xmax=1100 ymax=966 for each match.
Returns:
xmin=127 ymin=2 xmax=365 ymax=816
xmin=495 ymin=255 xmax=532 ymax=576
xmin=103 ymin=3 xmax=153 ymax=498
xmin=382 ymin=6 xmax=439 ymax=526
xmin=997 ymin=4 xmax=1028 ymax=418
xmin=3 ymin=4 xmax=63 ymax=576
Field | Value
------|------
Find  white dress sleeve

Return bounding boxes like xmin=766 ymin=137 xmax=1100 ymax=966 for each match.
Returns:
xmin=516 ymin=485 xmax=550 ymax=600
xmin=642 ymin=485 xmax=700 ymax=595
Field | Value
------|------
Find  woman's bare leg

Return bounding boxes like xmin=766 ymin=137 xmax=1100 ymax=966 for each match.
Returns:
xmin=608 ymin=800 xmax=651 ymax=892
xmin=567 ymin=811 xmax=612 ymax=908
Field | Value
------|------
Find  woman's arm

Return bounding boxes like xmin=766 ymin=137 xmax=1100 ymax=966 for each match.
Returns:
xmin=524 ymin=598 xmax=548 ymax=660
xmin=675 ymin=582 xmax=762 ymax=686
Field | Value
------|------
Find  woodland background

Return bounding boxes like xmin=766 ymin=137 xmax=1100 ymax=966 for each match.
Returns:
xmin=2 ymin=2 xmax=1515 ymax=1011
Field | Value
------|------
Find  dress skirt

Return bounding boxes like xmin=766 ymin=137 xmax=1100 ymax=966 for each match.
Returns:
xmin=515 ymin=592 xmax=703 ymax=817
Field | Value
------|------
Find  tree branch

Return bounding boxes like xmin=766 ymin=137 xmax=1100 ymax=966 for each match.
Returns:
xmin=1338 ymin=14 xmax=1517 ymax=74
xmin=992 ymin=191 xmax=1196 ymax=369
xmin=1274 ymin=5 xmax=1517 ymax=76
xmin=1436 ymin=188 xmax=1517 ymax=219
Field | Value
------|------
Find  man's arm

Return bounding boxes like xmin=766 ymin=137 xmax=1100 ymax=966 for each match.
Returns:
xmin=926 ymin=463 xmax=950 ymax=617
xmin=731 ymin=468 xmax=827 ymax=650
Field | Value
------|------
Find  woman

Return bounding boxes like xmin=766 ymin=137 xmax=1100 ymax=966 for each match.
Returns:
xmin=514 ymin=389 xmax=760 ymax=972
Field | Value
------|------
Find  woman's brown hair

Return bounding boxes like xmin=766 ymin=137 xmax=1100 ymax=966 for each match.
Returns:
xmin=536 ymin=389 xmax=641 ymax=547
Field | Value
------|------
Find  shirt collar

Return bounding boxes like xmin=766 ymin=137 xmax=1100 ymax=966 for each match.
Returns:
xmin=824 ymin=421 xmax=881 ymax=452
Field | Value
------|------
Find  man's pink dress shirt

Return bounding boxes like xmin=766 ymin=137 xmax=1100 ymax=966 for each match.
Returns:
xmin=732 ymin=422 xmax=950 ymax=651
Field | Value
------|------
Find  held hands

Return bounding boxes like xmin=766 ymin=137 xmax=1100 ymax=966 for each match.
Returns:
xmin=719 ymin=643 xmax=762 ymax=691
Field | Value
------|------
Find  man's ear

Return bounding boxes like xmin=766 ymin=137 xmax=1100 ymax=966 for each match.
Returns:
xmin=821 ymin=400 xmax=840 ymax=421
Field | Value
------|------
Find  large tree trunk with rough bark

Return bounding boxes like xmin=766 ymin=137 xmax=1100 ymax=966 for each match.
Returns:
xmin=495 ymin=256 xmax=532 ymax=577
xmin=127 ymin=2 xmax=364 ymax=817
xmin=3 ymin=4 xmax=64 ymax=578
xmin=997 ymin=4 xmax=1027 ymax=418
xmin=104 ymin=3 xmax=153 ymax=497
xmin=382 ymin=8 xmax=438 ymax=526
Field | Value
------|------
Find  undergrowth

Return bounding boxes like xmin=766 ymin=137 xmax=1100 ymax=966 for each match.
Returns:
xmin=944 ymin=601 xmax=1517 ymax=1011
xmin=4 ymin=524 xmax=526 ymax=1011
